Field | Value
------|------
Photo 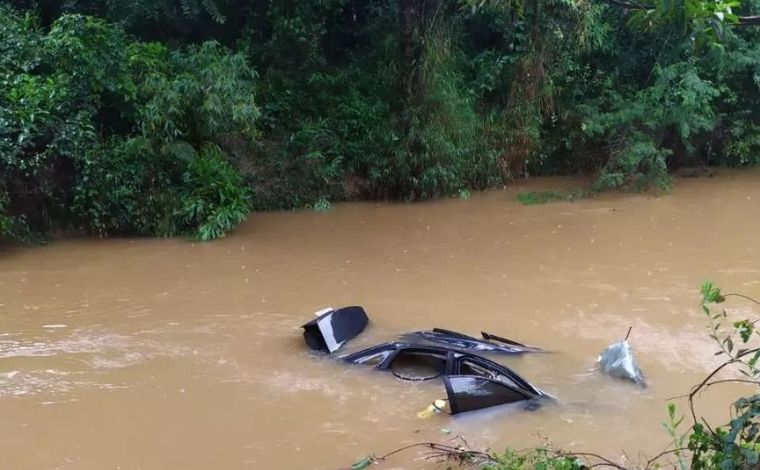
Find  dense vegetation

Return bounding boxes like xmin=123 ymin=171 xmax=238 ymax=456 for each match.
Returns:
xmin=2 ymin=0 xmax=760 ymax=241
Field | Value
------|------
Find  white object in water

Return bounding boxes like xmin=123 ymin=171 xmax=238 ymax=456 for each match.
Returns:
xmin=313 ymin=307 xmax=335 ymax=317
xmin=598 ymin=339 xmax=646 ymax=387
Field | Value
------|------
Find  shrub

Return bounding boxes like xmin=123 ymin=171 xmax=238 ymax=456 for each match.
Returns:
xmin=720 ymin=121 xmax=760 ymax=167
xmin=594 ymin=134 xmax=673 ymax=192
xmin=389 ymin=25 xmax=495 ymax=200
xmin=0 ymin=7 xmax=257 ymax=241
xmin=71 ymin=137 xmax=179 ymax=236
xmin=0 ymin=190 xmax=12 ymax=238
xmin=484 ymin=448 xmax=584 ymax=470
xmin=139 ymin=41 xmax=259 ymax=145
xmin=179 ymin=144 xmax=251 ymax=240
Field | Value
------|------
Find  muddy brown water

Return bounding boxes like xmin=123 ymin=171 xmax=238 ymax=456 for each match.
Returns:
xmin=1 ymin=171 xmax=759 ymax=469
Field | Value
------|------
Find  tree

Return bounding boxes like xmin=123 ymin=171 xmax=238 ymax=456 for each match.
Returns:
xmin=463 ymin=0 xmax=760 ymax=43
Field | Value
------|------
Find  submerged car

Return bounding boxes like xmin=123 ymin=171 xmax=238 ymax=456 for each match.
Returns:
xmin=401 ymin=328 xmax=542 ymax=354
xmin=299 ymin=306 xmax=551 ymax=415
xmin=343 ymin=341 xmax=549 ymax=413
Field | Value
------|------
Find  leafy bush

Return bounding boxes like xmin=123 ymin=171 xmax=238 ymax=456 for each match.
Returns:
xmin=179 ymin=144 xmax=250 ymax=240
xmin=583 ymin=61 xmax=720 ymax=190
xmin=483 ymin=449 xmax=583 ymax=470
xmin=4 ymin=0 xmax=760 ymax=240
xmin=71 ymin=137 xmax=179 ymax=236
xmin=387 ymin=24 xmax=499 ymax=200
xmin=517 ymin=189 xmax=592 ymax=205
xmin=593 ymin=135 xmax=673 ymax=191
xmin=0 ymin=190 xmax=12 ymax=238
xmin=687 ymin=283 xmax=760 ymax=470
xmin=0 ymin=6 xmax=256 ymax=241
xmin=139 ymin=41 xmax=259 ymax=144
xmin=721 ymin=122 xmax=760 ymax=166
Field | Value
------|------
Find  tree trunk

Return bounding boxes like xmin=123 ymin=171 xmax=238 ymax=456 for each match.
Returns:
xmin=398 ymin=0 xmax=423 ymax=125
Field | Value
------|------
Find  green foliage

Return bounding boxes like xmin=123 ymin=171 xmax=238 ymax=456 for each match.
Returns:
xmin=583 ymin=60 xmax=722 ymax=190
xmin=700 ymin=281 xmax=726 ymax=307
xmin=517 ymin=189 xmax=592 ymax=205
xmin=722 ymin=123 xmax=760 ymax=166
xmin=140 ymin=42 xmax=258 ymax=144
xmin=593 ymin=135 xmax=673 ymax=191
xmin=689 ymin=283 xmax=760 ymax=470
xmin=350 ymin=455 xmax=373 ymax=470
xmin=625 ymin=0 xmax=745 ymax=48
xmin=71 ymin=137 xmax=179 ymax=236
xmin=663 ymin=402 xmax=689 ymax=470
xmin=180 ymin=144 xmax=250 ymax=240
xmin=466 ymin=0 xmax=755 ymax=49
xmin=393 ymin=25 xmax=498 ymax=200
xmin=4 ymin=0 xmax=760 ymax=240
xmin=0 ymin=6 xmax=255 ymax=241
xmin=15 ymin=0 xmax=230 ymax=31
xmin=689 ymin=396 xmax=760 ymax=470
xmin=483 ymin=448 xmax=584 ymax=470
xmin=46 ymin=14 xmax=138 ymax=100
xmin=0 ymin=190 xmax=12 ymax=238
xmin=310 ymin=198 xmax=333 ymax=212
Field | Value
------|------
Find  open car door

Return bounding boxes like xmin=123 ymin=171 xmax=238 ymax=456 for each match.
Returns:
xmin=444 ymin=375 xmax=537 ymax=414
xmin=301 ymin=306 xmax=369 ymax=353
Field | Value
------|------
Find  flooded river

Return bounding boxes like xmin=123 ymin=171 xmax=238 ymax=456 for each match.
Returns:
xmin=1 ymin=171 xmax=759 ymax=469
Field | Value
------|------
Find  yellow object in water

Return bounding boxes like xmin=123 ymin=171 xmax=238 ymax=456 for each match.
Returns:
xmin=417 ymin=399 xmax=448 ymax=419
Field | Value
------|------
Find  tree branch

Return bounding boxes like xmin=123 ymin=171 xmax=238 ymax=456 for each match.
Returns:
xmin=703 ymin=378 xmax=760 ymax=388
xmin=724 ymin=293 xmax=760 ymax=306
xmin=687 ymin=347 xmax=760 ymax=426
xmin=598 ymin=0 xmax=760 ymax=27
xmin=645 ymin=447 xmax=690 ymax=469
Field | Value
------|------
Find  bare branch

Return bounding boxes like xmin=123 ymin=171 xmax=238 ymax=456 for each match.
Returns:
xmin=723 ymin=292 xmax=760 ymax=307
xmin=645 ymin=447 xmax=690 ymax=469
xmin=703 ymin=378 xmax=760 ymax=388
xmin=687 ymin=347 xmax=760 ymax=426
xmin=348 ymin=439 xmax=496 ymax=469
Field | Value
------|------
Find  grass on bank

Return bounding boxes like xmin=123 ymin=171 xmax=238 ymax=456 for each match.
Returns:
xmin=516 ymin=189 xmax=594 ymax=205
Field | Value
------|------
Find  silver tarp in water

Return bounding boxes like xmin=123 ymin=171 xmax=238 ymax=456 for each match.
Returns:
xmin=598 ymin=339 xmax=646 ymax=387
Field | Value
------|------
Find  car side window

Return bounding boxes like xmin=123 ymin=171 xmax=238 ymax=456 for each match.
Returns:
xmin=459 ymin=358 xmax=496 ymax=379
xmin=458 ymin=358 xmax=521 ymax=389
